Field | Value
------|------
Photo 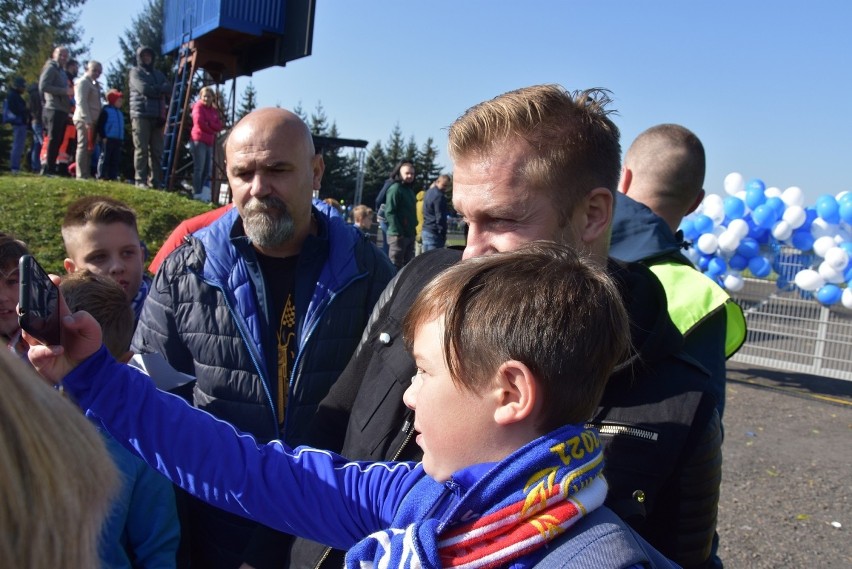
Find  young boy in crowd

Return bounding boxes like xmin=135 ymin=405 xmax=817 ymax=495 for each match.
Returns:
xmin=61 ymin=195 xmax=150 ymax=322
xmin=60 ymin=270 xmax=180 ymax=568
xmin=30 ymin=242 xmax=676 ymax=568
xmin=0 ymin=232 xmax=29 ymax=358
xmin=97 ymin=89 xmax=124 ymax=181
xmin=351 ymin=204 xmax=374 ymax=237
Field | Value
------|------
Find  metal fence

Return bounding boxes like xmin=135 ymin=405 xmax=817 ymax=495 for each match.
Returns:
xmin=729 ymin=275 xmax=852 ymax=382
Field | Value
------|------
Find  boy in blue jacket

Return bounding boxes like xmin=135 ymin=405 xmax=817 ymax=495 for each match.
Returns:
xmin=29 ymin=242 xmax=676 ymax=568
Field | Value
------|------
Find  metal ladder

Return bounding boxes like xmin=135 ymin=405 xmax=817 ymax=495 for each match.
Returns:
xmin=161 ymin=36 xmax=196 ymax=191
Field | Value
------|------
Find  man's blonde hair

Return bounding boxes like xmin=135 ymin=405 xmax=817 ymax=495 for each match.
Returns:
xmin=448 ymin=85 xmax=621 ymax=224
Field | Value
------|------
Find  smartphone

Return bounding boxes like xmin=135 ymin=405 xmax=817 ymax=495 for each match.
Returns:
xmin=18 ymin=255 xmax=61 ymax=346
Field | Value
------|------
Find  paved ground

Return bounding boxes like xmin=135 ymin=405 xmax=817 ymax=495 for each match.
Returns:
xmin=717 ymin=362 xmax=852 ymax=567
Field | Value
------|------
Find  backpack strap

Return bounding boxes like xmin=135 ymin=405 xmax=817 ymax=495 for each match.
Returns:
xmin=533 ymin=507 xmax=680 ymax=569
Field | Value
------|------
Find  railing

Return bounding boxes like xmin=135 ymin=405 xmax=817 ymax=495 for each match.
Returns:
xmin=729 ymin=277 xmax=852 ymax=381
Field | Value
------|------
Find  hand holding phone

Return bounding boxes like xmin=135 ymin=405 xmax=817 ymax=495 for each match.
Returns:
xmin=18 ymin=255 xmax=61 ymax=346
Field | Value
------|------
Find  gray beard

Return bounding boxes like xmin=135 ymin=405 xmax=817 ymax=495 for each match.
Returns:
xmin=242 ymin=196 xmax=295 ymax=248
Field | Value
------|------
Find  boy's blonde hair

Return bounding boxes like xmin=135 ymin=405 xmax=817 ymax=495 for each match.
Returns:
xmin=60 ymin=270 xmax=135 ymax=359
xmin=403 ymin=241 xmax=630 ymax=432
xmin=352 ymin=205 xmax=373 ymax=224
xmin=0 ymin=348 xmax=118 ymax=568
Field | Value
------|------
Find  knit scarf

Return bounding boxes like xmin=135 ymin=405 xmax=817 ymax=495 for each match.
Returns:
xmin=347 ymin=424 xmax=607 ymax=568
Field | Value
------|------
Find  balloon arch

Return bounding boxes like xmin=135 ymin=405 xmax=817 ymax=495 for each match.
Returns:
xmin=680 ymin=172 xmax=852 ymax=308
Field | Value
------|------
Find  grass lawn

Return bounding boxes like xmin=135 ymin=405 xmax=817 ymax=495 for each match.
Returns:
xmin=0 ymin=173 xmax=213 ymax=274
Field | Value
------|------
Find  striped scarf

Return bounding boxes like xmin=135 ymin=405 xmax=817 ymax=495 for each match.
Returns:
xmin=347 ymin=424 xmax=607 ymax=568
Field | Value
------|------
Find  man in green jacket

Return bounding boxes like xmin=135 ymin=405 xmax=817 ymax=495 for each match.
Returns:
xmin=384 ymin=161 xmax=417 ymax=268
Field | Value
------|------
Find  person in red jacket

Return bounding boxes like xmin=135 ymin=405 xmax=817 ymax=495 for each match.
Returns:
xmin=190 ymin=86 xmax=223 ymax=200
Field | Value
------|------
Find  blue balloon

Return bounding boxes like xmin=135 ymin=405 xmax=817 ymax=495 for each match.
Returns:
xmin=816 ymin=194 xmax=841 ymax=224
xmin=729 ymin=253 xmax=749 ymax=271
xmin=706 ymin=256 xmax=727 ymax=277
xmin=765 ymin=196 xmax=786 ymax=218
xmin=776 ymin=276 xmax=794 ymax=291
xmin=839 ymin=201 xmax=852 ymax=225
xmin=791 ymin=229 xmax=815 ymax=251
xmin=737 ymin=238 xmax=760 ymax=259
xmin=680 ymin=218 xmax=698 ymax=241
xmin=692 ymin=214 xmax=714 ymax=235
xmin=804 ymin=207 xmax=818 ymax=228
xmin=745 ymin=178 xmax=766 ymax=193
xmin=748 ymin=256 xmax=772 ymax=278
xmin=697 ymin=255 xmax=712 ymax=271
xmin=839 ymin=242 xmax=852 ymax=257
xmin=751 ymin=204 xmax=777 ymax=229
xmin=723 ymin=196 xmax=746 ymax=220
xmin=816 ymin=284 xmax=842 ymax=305
xmin=745 ymin=186 xmax=767 ymax=210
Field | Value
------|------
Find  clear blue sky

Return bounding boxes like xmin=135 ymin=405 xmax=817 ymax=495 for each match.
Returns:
xmin=80 ymin=0 xmax=851 ymax=204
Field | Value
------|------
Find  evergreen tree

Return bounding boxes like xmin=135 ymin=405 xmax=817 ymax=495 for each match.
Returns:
xmin=363 ymin=141 xmax=389 ymax=208
xmin=415 ymin=137 xmax=444 ymax=191
xmin=384 ymin=124 xmax=407 ymax=166
xmin=236 ymin=81 xmax=257 ymax=121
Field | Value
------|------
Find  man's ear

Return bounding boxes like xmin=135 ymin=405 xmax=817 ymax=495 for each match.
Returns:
xmin=618 ymin=166 xmax=632 ymax=195
xmin=577 ymin=187 xmax=613 ymax=246
xmin=63 ymin=258 xmax=77 ymax=273
xmin=312 ymin=154 xmax=325 ymax=190
xmin=493 ymin=360 xmax=538 ymax=426
xmin=686 ymin=188 xmax=705 ymax=215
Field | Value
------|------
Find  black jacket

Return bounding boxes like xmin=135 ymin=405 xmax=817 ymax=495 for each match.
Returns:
xmin=131 ymin=207 xmax=395 ymax=568
xmin=293 ymin=248 xmax=722 ymax=569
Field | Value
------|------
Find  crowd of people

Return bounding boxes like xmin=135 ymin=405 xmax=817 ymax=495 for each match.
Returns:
xmin=3 ymin=44 xmax=223 ymax=197
xmin=1 ymin=82 xmax=746 ymax=569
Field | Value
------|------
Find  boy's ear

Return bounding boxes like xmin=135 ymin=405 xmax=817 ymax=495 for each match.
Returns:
xmin=63 ymin=258 xmax=78 ymax=273
xmin=492 ymin=360 xmax=539 ymax=426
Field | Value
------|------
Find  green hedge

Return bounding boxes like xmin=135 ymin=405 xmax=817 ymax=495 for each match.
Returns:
xmin=0 ymin=173 xmax=214 ymax=274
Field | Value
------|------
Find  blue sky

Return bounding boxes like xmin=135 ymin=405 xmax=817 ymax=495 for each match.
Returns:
xmin=79 ymin=0 xmax=851 ymax=204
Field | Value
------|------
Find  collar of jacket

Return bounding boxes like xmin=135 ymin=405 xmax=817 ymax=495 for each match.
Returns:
xmin=609 ymin=192 xmax=685 ymax=263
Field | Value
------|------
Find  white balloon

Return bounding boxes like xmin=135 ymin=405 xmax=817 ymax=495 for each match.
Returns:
xmin=825 ymin=247 xmax=850 ymax=271
xmin=835 ymin=228 xmax=852 ymax=244
xmin=842 ymin=287 xmax=852 ymax=310
xmin=727 ymin=218 xmax=750 ymax=239
xmin=794 ymin=269 xmax=825 ymax=292
xmin=704 ymin=204 xmax=725 ymax=225
xmin=771 ymin=220 xmax=793 ymax=241
xmin=724 ymin=172 xmax=745 ymax=196
xmin=781 ymin=186 xmax=805 ymax=207
xmin=765 ymin=186 xmax=782 ymax=199
xmin=811 ymin=219 xmax=839 ymax=240
xmin=717 ymin=230 xmax=741 ymax=253
xmin=696 ymin=233 xmax=719 ymax=255
xmin=814 ymin=236 xmax=837 ymax=258
xmin=724 ymin=273 xmax=745 ymax=292
xmin=818 ymin=261 xmax=846 ymax=284
xmin=782 ymin=205 xmax=807 ymax=229
xmin=712 ymin=225 xmax=726 ymax=237
xmin=735 ymin=190 xmax=748 ymax=203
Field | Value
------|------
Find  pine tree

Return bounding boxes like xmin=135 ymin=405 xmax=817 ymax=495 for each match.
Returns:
xmin=384 ymin=124 xmax=407 ymax=166
xmin=236 ymin=81 xmax=257 ymax=121
xmin=363 ymin=141 xmax=389 ymax=208
xmin=415 ymin=137 xmax=444 ymax=191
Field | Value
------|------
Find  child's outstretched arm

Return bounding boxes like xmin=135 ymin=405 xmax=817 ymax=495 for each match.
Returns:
xmin=27 ymin=287 xmax=419 ymax=551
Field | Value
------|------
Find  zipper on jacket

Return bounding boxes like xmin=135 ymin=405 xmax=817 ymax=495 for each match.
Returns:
xmin=391 ymin=412 xmax=417 ymax=461
xmin=286 ymin=269 xmax=369 ymax=436
xmin=211 ymin=279 xmax=279 ymax=437
xmin=587 ymin=422 xmax=659 ymax=442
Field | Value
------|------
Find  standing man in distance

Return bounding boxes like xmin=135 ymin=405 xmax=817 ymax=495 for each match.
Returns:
xmin=38 ymin=46 xmax=71 ymax=176
xmin=384 ymin=161 xmax=417 ymax=268
xmin=128 ymin=46 xmax=170 ymax=188
xmin=421 ymin=174 xmax=451 ymax=251
xmin=132 ymin=107 xmax=395 ymax=569
xmin=294 ymin=85 xmax=722 ymax=569
xmin=72 ymin=60 xmax=103 ymax=179
xmin=611 ymin=123 xmax=746 ymax=420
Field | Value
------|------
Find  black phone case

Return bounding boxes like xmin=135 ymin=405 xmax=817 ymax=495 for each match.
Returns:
xmin=18 ymin=255 xmax=61 ymax=346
